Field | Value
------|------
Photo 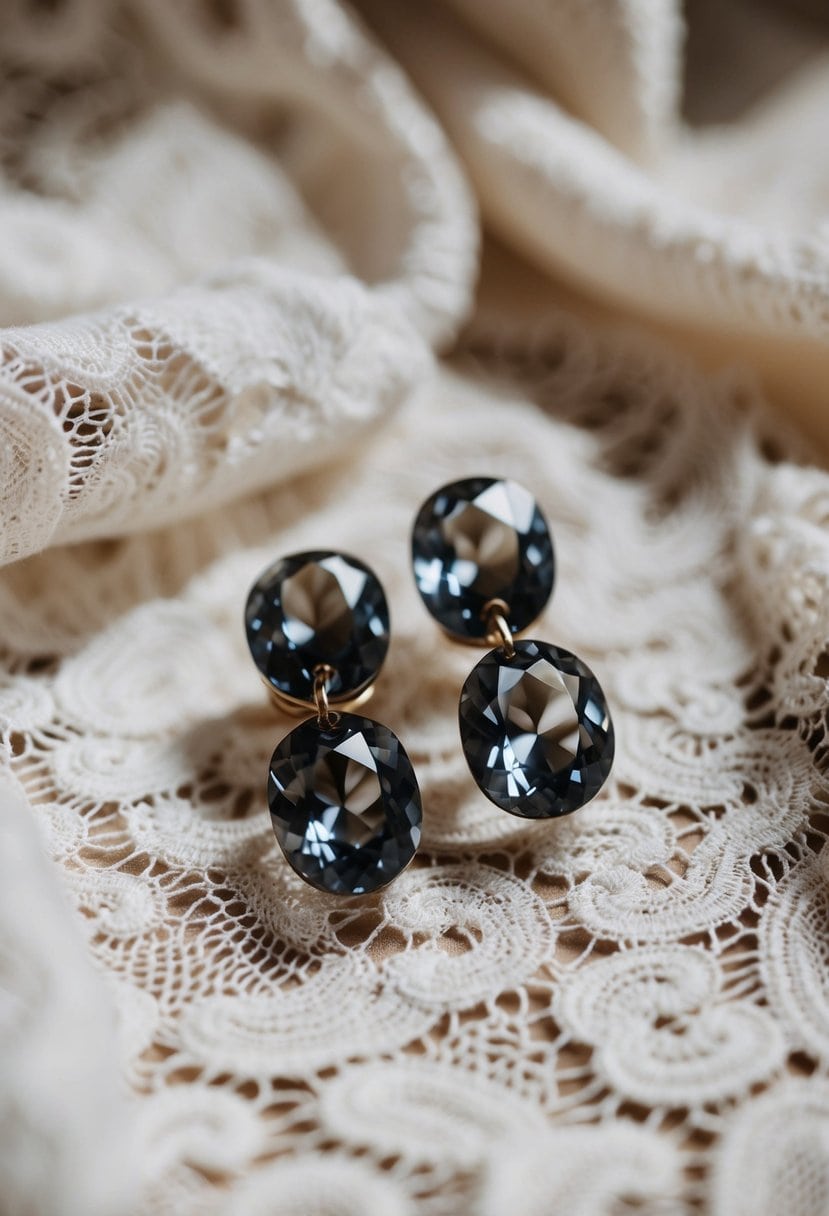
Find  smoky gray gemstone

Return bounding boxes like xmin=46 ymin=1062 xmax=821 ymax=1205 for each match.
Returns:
xmin=459 ymin=639 xmax=614 ymax=819
xmin=268 ymin=714 xmax=422 ymax=895
xmin=411 ymin=477 xmax=555 ymax=640
xmin=245 ymin=551 xmax=389 ymax=702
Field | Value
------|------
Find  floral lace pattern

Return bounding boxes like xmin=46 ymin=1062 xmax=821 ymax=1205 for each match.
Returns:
xmin=4 ymin=318 xmax=829 ymax=1213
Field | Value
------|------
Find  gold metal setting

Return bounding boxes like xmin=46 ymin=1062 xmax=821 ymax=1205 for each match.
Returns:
xmin=312 ymin=664 xmax=340 ymax=729
xmin=261 ymin=674 xmax=375 ymax=720
xmin=482 ymin=598 xmax=516 ymax=659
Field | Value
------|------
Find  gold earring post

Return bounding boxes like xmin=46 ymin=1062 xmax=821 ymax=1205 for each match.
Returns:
xmin=312 ymin=664 xmax=340 ymax=728
xmin=482 ymin=598 xmax=516 ymax=659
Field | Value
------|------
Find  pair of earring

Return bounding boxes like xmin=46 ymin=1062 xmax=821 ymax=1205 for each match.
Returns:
xmin=245 ymin=477 xmax=615 ymax=896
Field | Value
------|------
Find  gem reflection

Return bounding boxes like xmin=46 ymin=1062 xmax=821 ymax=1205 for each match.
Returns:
xmin=246 ymin=551 xmax=389 ymax=702
xmin=412 ymin=478 xmax=555 ymax=640
xmin=269 ymin=714 xmax=422 ymax=895
xmin=459 ymin=639 xmax=614 ymax=819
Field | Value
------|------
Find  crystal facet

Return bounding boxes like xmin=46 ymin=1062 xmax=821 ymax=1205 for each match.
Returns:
xmin=245 ymin=551 xmax=390 ymax=702
xmin=411 ymin=477 xmax=555 ymax=640
xmin=268 ymin=714 xmax=422 ymax=895
xmin=459 ymin=639 xmax=614 ymax=818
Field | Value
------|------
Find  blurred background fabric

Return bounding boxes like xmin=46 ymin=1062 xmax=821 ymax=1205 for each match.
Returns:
xmin=1 ymin=1 xmax=829 ymax=1213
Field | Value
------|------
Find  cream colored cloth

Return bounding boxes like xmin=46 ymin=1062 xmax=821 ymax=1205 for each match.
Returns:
xmin=2 ymin=2 xmax=829 ymax=1214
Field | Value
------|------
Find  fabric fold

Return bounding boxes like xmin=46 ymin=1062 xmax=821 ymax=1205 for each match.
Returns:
xmin=0 ymin=268 xmax=430 ymax=565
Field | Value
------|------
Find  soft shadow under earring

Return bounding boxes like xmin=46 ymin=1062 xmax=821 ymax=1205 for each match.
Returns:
xmin=245 ymin=550 xmax=422 ymax=895
xmin=411 ymin=478 xmax=614 ymax=819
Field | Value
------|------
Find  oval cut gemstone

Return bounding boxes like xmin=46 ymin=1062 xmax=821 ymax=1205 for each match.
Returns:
xmin=459 ymin=639 xmax=614 ymax=819
xmin=245 ymin=551 xmax=389 ymax=702
xmin=411 ymin=477 xmax=554 ymax=640
xmin=268 ymin=714 xmax=422 ymax=895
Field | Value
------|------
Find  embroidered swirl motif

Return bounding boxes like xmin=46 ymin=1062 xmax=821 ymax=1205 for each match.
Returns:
xmin=123 ymin=797 xmax=271 ymax=871
xmin=67 ymin=869 xmax=166 ymax=940
xmin=569 ymin=827 xmax=755 ymax=943
xmin=319 ymin=1059 xmax=549 ymax=1169
xmin=178 ymin=955 xmax=435 ymax=1076
xmin=221 ymin=1157 xmax=413 ymax=1216
xmin=52 ymin=602 xmax=243 ymax=737
xmin=144 ymin=1087 xmax=269 ymax=1175
xmin=531 ymin=801 xmax=676 ymax=879
xmin=480 ymin=1122 xmax=683 ymax=1216
xmin=381 ymin=864 xmax=554 ymax=1009
xmin=0 ymin=673 xmax=55 ymax=732
xmin=710 ymin=1079 xmax=829 ymax=1216
xmin=554 ymin=945 xmax=785 ymax=1107
xmin=760 ymin=846 xmax=829 ymax=1063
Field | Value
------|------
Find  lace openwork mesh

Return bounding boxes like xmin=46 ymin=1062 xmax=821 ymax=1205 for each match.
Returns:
xmin=2 ymin=2 xmax=829 ymax=1215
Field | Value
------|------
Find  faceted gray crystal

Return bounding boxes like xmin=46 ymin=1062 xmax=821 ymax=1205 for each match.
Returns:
xmin=246 ymin=551 xmax=389 ymax=702
xmin=268 ymin=714 xmax=422 ymax=895
xmin=411 ymin=477 xmax=555 ymax=640
xmin=459 ymin=639 xmax=614 ymax=818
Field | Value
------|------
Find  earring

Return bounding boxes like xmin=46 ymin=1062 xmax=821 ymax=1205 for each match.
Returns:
xmin=245 ymin=550 xmax=422 ymax=895
xmin=411 ymin=479 xmax=614 ymax=819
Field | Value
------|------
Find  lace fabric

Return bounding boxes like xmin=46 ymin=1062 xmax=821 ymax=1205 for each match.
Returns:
xmin=1 ymin=2 xmax=829 ymax=1215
